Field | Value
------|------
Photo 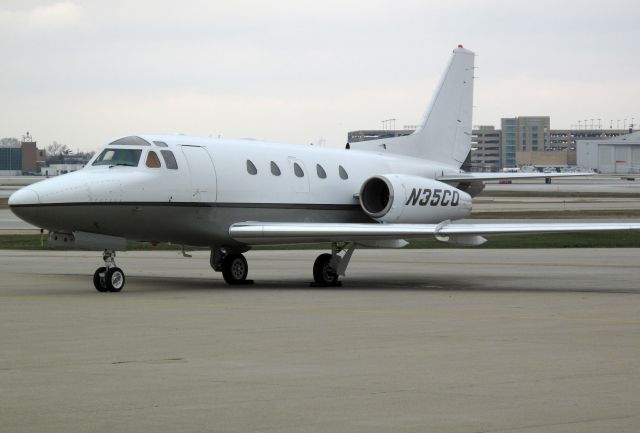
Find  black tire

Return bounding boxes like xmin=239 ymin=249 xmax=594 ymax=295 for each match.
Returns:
xmin=313 ymin=253 xmax=338 ymax=285
xmin=222 ymin=253 xmax=248 ymax=285
xmin=93 ymin=267 xmax=108 ymax=292
xmin=105 ymin=267 xmax=125 ymax=292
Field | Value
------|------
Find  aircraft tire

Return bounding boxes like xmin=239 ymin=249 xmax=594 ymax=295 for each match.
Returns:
xmin=105 ymin=267 xmax=125 ymax=292
xmin=222 ymin=253 xmax=248 ymax=285
xmin=313 ymin=253 xmax=338 ymax=285
xmin=93 ymin=267 xmax=109 ymax=292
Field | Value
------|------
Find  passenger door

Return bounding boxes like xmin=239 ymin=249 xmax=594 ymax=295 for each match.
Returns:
xmin=181 ymin=145 xmax=217 ymax=202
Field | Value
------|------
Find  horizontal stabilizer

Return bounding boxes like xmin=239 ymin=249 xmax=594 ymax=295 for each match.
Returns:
xmin=437 ymin=172 xmax=592 ymax=183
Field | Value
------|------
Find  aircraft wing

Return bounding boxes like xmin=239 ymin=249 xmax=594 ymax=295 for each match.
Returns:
xmin=437 ymin=172 xmax=591 ymax=183
xmin=229 ymin=221 xmax=640 ymax=246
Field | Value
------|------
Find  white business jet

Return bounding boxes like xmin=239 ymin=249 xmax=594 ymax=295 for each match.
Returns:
xmin=9 ymin=46 xmax=640 ymax=292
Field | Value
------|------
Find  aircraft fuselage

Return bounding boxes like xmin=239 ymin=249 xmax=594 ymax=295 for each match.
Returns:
xmin=9 ymin=134 xmax=468 ymax=248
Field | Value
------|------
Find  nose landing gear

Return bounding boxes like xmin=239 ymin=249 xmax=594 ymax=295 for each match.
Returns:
xmin=93 ymin=250 xmax=125 ymax=292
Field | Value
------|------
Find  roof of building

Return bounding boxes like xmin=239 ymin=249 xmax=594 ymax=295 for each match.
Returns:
xmin=614 ymin=131 xmax=640 ymax=143
xmin=580 ymin=130 xmax=640 ymax=145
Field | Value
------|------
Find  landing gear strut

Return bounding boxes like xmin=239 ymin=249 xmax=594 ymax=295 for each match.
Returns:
xmin=210 ymin=248 xmax=253 ymax=285
xmin=93 ymin=250 xmax=125 ymax=292
xmin=312 ymin=242 xmax=356 ymax=286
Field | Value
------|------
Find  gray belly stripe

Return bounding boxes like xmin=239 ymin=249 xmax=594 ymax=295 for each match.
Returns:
xmin=10 ymin=201 xmax=361 ymax=211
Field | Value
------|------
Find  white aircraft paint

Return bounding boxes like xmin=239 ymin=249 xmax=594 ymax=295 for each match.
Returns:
xmin=8 ymin=46 xmax=640 ymax=290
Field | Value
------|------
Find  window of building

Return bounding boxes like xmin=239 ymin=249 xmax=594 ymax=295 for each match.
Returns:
xmin=338 ymin=165 xmax=348 ymax=179
xmin=316 ymin=164 xmax=327 ymax=179
xmin=247 ymin=160 xmax=258 ymax=175
xmin=270 ymin=161 xmax=281 ymax=176
xmin=161 ymin=150 xmax=178 ymax=169
xmin=293 ymin=162 xmax=304 ymax=177
xmin=146 ymin=151 xmax=161 ymax=168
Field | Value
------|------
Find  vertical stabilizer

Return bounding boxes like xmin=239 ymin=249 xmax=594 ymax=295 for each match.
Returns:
xmin=349 ymin=47 xmax=475 ymax=168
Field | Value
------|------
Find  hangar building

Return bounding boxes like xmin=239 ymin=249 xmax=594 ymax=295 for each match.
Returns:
xmin=577 ymin=131 xmax=640 ymax=173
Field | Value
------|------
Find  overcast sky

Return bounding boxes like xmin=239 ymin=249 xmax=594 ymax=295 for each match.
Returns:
xmin=1 ymin=0 xmax=639 ymax=151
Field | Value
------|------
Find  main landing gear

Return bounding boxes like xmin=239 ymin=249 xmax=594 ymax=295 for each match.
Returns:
xmin=312 ymin=242 xmax=356 ymax=287
xmin=210 ymin=243 xmax=355 ymax=286
xmin=210 ymin=248 xmax=253 ymax=285
xmin=93 ymin=250 xmax=125 ymax=292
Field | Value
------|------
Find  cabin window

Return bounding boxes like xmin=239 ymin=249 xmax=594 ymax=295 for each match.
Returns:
xmin=146 ymin=151 xmax=162 ymax=168
xmin=153 ymin=141 xmax=168 ymax=147
xmin=293 ymin=162 xmax=304 ymax=177
xmin=247 ymin=160 xmax=258 ymax=175
xmin=270 ymin=161 xmax=281 ymax=176
xmin=108 ymin=136 xmax=151 ymax=146
xmin=316 ymin=164 xmax=327 ymax=179
xmin=92 ymin=148 xmax=142 ymax=167
xmin=161 ymin=150 xmax=178 ymax=169
xmin=339 ymin=165 xmax=349 ymax=180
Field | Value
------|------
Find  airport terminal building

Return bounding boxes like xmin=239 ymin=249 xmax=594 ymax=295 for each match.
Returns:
xmin=349 ymin=121 xmax=630 ymax=172
xmin=577 ymin=131 xmax=640 ymax=174
xmin=0 ymin=140 xmax=43 ymax=175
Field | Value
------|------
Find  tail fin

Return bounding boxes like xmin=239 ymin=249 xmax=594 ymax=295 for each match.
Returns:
xmin=349 ymin=47 xmax=475 ymax=168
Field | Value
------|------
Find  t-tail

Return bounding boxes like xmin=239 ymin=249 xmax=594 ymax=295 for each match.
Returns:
xmin=349 ymin=46 xmax=475 ymax=169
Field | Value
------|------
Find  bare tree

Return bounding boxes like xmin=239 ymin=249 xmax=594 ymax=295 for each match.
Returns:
xmin=46 ymin=141 xmax=70 ymax=155
xmin=46 ymin=141 xmax=72 ymax=164
xmin=0 ymin=137 xmax=20 ymax=148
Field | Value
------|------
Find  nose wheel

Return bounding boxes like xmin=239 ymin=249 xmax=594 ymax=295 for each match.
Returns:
xmin=93 ymin=250 xmax=126 ymax=292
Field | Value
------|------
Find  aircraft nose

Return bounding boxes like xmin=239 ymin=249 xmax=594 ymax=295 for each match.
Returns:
xmin=8 ymin=188 xmax=40 ymax=206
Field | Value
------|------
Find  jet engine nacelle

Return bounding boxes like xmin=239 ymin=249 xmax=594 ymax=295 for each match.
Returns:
xmin=359 ymin=174 xmax=472 ymax=223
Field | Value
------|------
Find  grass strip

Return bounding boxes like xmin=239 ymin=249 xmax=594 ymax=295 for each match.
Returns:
xmin=477 ymin=191 xmax=640 ymax=198
xmin=2 ymin=231 xmax=640 ymax=250
xmin=471 ymin=210 xmax=640 ymax=219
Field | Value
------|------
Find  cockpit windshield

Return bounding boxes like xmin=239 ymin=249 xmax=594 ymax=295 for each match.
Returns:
xmin=92 ymin=148 xmax=142 ymax=167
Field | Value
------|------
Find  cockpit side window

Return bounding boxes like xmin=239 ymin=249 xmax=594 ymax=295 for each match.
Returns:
xmin=92 ymin=149 xmax=142 ymax=167
xmin=160 ymin=150 xmax=178 ymax=169
xmin=146 ymin=151 xmax=162 ymax=168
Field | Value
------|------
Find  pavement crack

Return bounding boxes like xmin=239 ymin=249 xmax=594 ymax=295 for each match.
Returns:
xmin=111 ymin=357 xmax=185 ymax=365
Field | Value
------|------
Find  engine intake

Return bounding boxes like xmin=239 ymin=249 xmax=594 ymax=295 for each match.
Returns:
xmin=360 ymin=176 xmax=392 ymax=218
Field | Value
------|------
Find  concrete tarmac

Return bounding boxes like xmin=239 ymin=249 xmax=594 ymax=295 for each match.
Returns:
xmin=0 ymin=209 xmax=39 ymax=231
xmin=1 ymin=249 xmax=639 ymax=433
xmin=474 ymin=196 xmax=640 ymax=212
xmin=485 ymin=175 xmax=640 ymax=194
